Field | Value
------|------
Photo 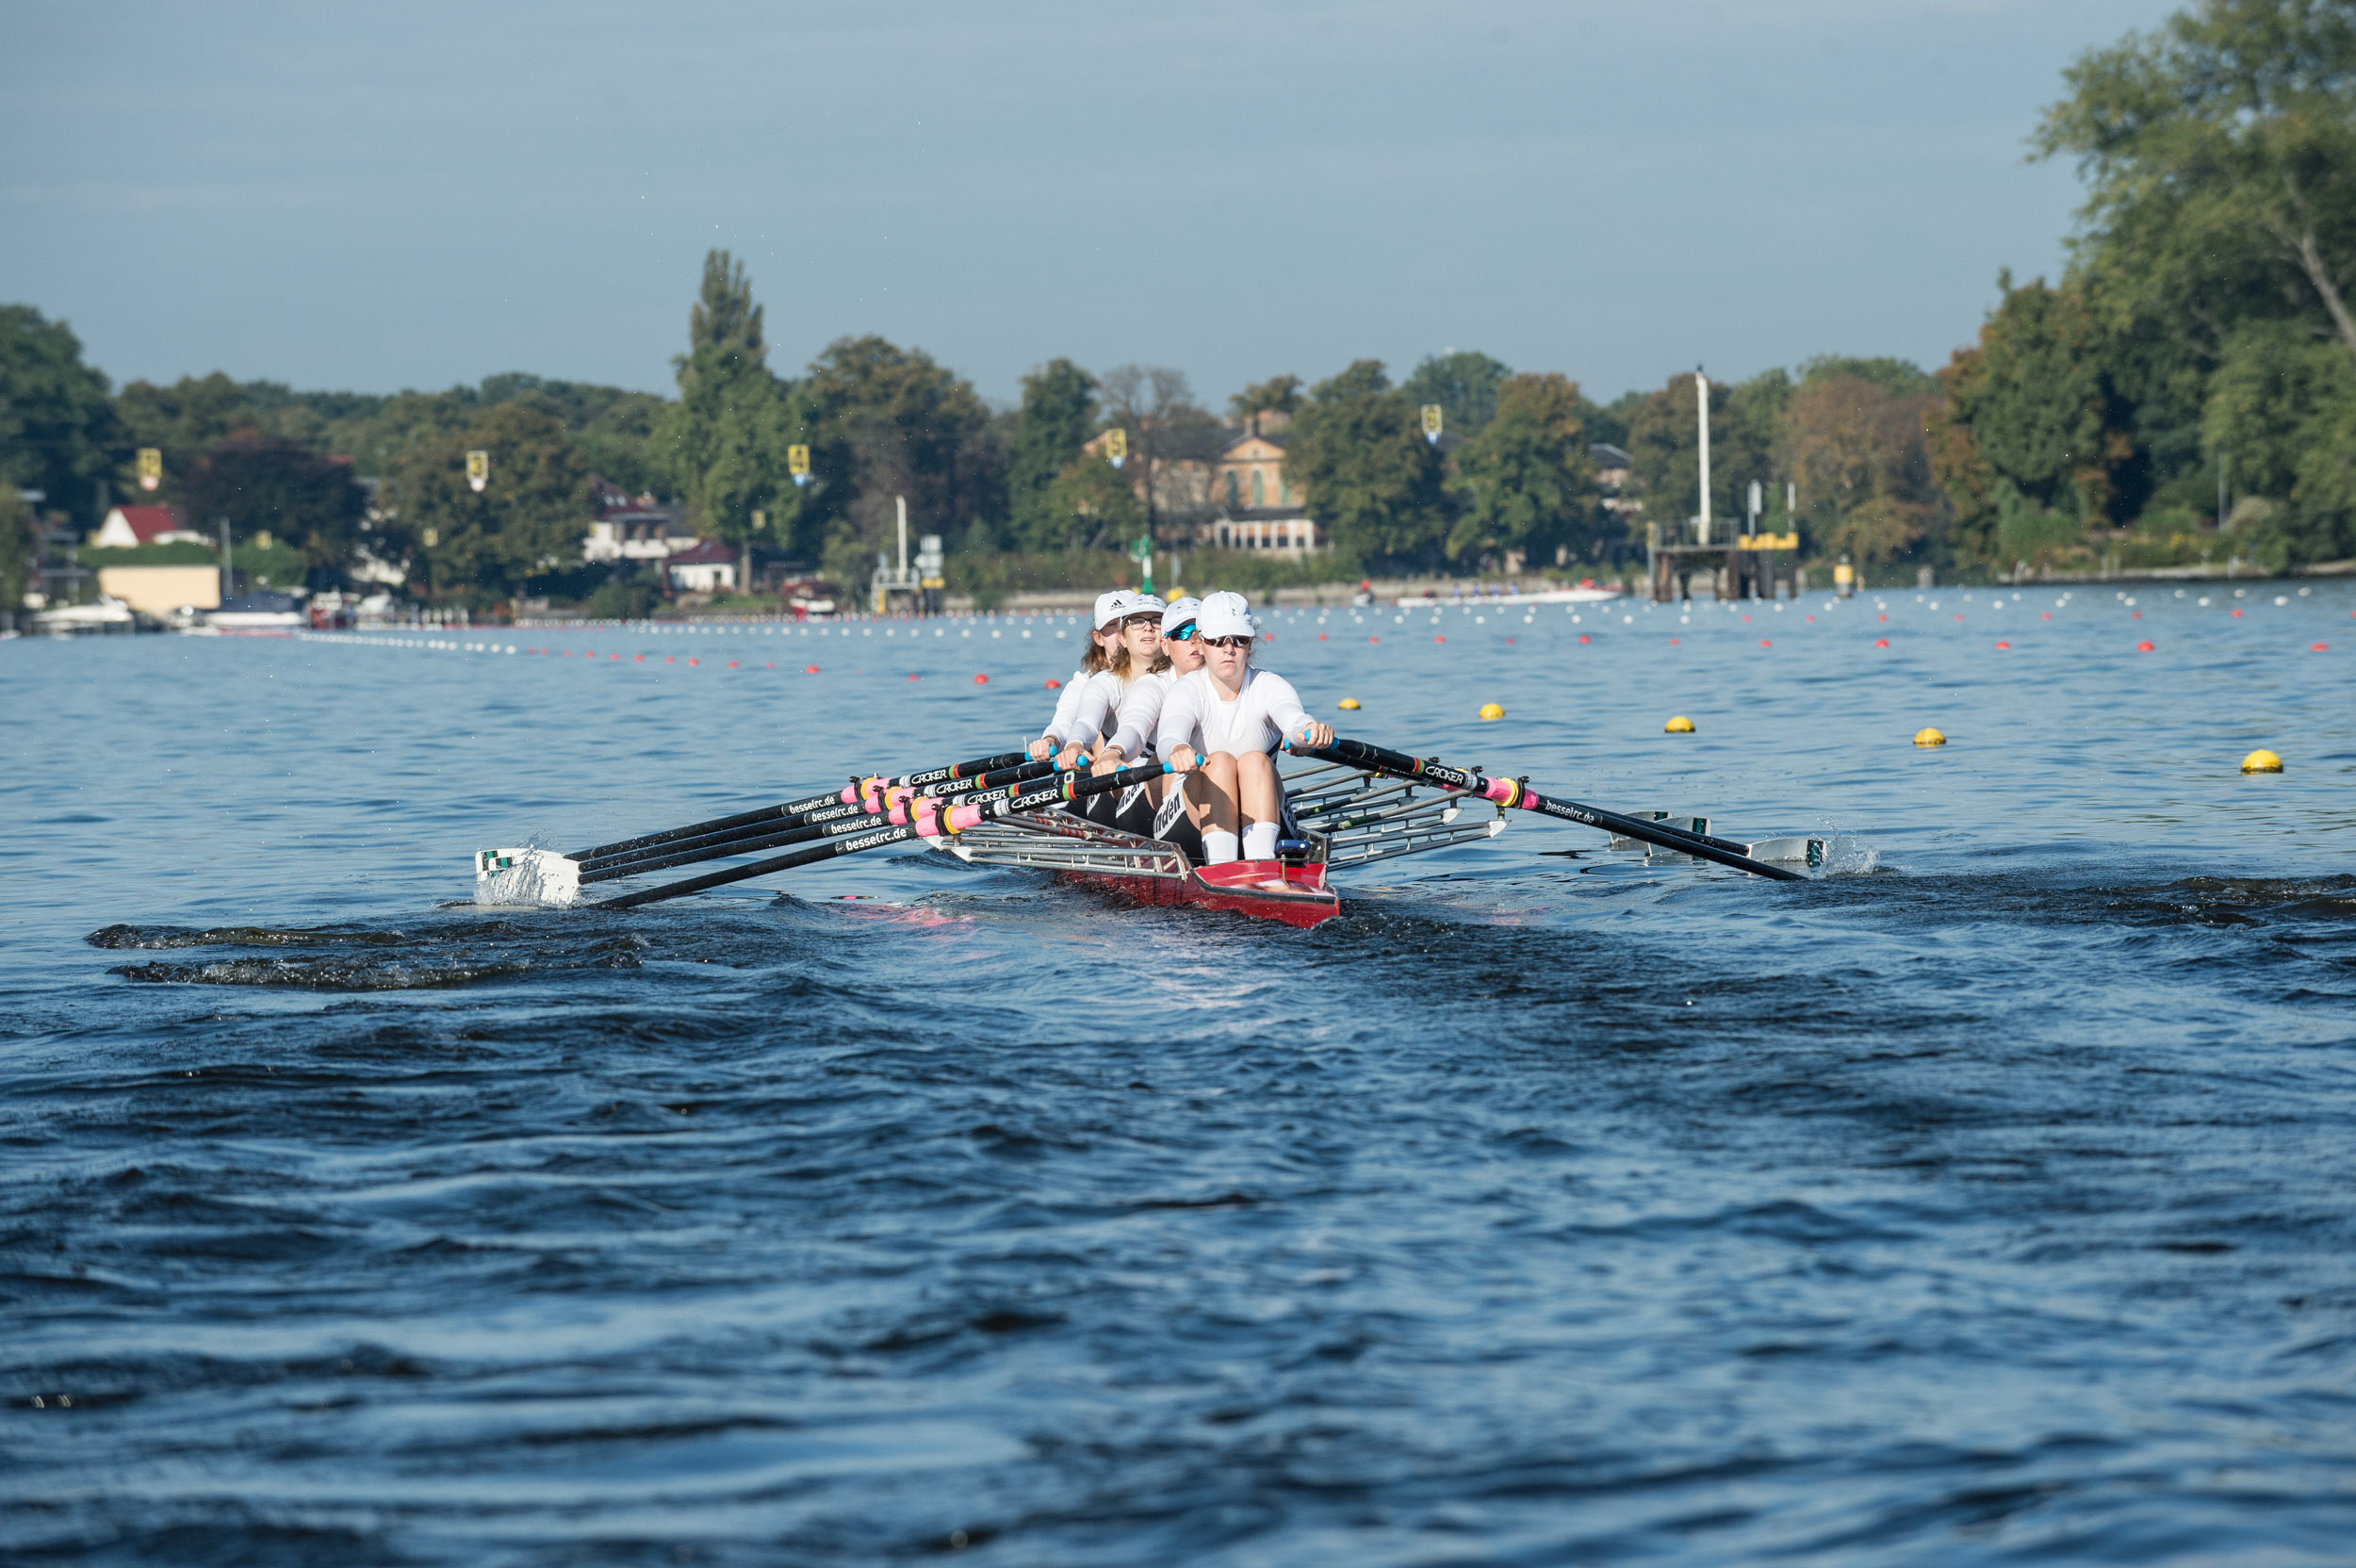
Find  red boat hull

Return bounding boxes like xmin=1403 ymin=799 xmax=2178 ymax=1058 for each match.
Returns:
xmin=1055 ymin=858 xmax=1342 ymax=928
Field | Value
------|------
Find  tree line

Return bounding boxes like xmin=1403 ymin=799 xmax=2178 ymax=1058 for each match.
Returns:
xmin=8 ymin=0 xmax=2354 ymax=609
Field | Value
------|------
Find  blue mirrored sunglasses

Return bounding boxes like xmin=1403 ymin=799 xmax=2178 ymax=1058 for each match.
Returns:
xmin=1166 ymin=621 xmax=1198 ymax=640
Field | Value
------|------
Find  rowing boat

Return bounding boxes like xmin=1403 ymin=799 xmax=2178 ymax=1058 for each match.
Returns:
xmin=472 ymin=746 xmax=1826 ymax=926
xmin=1395 ymin=580 xmax=1623 ymax=607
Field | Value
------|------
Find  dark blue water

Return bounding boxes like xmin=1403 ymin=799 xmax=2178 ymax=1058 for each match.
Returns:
xmin=7 ymin=584 xmax=2355 ymax=1564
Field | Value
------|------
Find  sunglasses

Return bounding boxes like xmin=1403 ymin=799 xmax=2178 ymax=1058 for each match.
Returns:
xmin=1165 ymin=622 xmax=1198 ymax=641
xmin=1203 ymin=635 xmax=1252 ymax=649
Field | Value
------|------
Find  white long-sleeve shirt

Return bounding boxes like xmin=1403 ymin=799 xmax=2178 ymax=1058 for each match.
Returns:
xmin=1107 ymin=668 xmax=1179 ymax=760
xmin=1039 ymin=667 xmax=1091 ymax=744
xmin=1049 ymin=669 xmax=1134 ymax=750
xmin=1154 ymin=667 xmax=1312 ymax=762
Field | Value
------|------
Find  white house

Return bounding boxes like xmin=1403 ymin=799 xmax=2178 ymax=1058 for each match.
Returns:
xmin=664 ymin=538 xmax=738 ymax=593
xmin=581 ymin=479 xmax=696 ymax=564
xmin=92 ymin=506 xmax=207 ymax=548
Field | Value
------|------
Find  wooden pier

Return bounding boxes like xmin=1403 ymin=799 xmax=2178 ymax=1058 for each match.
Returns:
xmin=1647 ymin=522 xmax=1800 ymax=602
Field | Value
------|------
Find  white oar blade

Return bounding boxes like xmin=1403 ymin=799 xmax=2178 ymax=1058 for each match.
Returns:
xmin=1743 ymin=836 xmax=1827 ymax=868
xmin=474 ymin=847 xmax=581 ymax=907
xmin=1607 ymin=814 xmax=1710 ymax=852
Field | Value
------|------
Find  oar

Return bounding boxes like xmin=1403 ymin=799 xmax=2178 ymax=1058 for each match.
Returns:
xmin=599 ymin=762 xmax=1169 ymax=910
xmin=576 ymin=758 xmax=1070 ymax=881
xmin=572 ymin=748 xmax=1030 ymax=863
xmin=1301 ymin=739 xmax=1806 ymax=883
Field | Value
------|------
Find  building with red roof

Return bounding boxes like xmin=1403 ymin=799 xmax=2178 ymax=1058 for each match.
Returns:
xmin=92 ymin=506 xmax=206 ymax=548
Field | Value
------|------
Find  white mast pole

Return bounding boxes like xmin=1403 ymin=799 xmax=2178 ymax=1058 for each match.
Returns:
xmin=896 ymin=495 xmax=908 ymax=577
xmin=1695 ymin=367 xmax=1711 ymax=546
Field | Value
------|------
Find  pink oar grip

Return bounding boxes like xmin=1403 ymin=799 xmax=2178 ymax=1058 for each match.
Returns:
xmin=945 ymin=802 xmax=983 ymax=833
xmin=1481 ymin=777 xmax=1524 ymax=808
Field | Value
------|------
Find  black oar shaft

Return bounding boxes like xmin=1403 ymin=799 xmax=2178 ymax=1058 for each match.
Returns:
xmin=572 ymin=790 xmax=843 ymax=863
xmin=581 ymin=808 xmax=879 ymax=885
xmin=597 ymin=823 xmax=922 ymax=910
xmin=598 ymin=763 xmax=1165 ymax=910
xmin=1315 ymin=737 xmax=1759 ymax=858
xmin=1513 ymin=790 xmax=1804 ymax=881
xmin=577 ymin=759 xmax=1068 ymax=880
xmin=572 ymin=750 xmax=1030 ymax=865
xmin=1305 ymin=739 xmax=1803 ymax=883
xmin=579 ymin=800 xmax=867 ymax=875
xmin=884 ymin=748 xmax=1030 ymax=791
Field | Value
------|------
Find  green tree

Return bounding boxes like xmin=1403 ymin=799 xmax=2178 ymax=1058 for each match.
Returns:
xmin=657 ymin=252 xmax=796 ymax=584
xmin=802 ymin=335 xmax=1001 ymax=580
xmin=1624 ymin=370 xmax=1776 ymax=536
xmin=1287 ymin=360 xmax=1450 ymax=567
xmin=1041 ymin=450 xmax=1146 ymax=549
xmin=2202 ymin=317 xmax=2356 ymax=558
xmin=1006 ymin=359 xmax=1099 ymax=549
xmin=1796 ymin=356 xmax=1937 ymax=397
xmin=0 ymin=305 xmax=118 ymax=528
xmin=0 ymin=482 xmax=35 ymax=616
xmin=1401 ymin=351 xmax=1513 ymax=440
xmin=178 ymin=432 xmax=367 ymax=575
xmin=1229 ymin=374 xmax=1303 ymax=426
xmin=1947 ymin=278 xmax=2143 ymax=538
xmin=1926 ymin=346 xmax=2002 ymax=564
xmin=114 ymin=372 xmax=268 ymax=467
xmin=1447 ymin=373 xmax=1598 ymax=565
xmin=1098 ymin=365 xmax=1221 ymax=544
xmin=1785 ymin=375 xmax=1940 ymax=564
xmin=390 ymin=404 xmax=593 ymax=606
xmin=2037 ymin=0 xmax=2356 ymax=365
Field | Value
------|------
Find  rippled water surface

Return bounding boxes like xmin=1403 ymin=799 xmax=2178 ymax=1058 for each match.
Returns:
xmin=6 ymin=584 xmax=2355 ymax=1565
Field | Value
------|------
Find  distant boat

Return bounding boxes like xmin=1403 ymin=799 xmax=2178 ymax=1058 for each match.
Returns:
xmin=1397 ymin=580 xmax=1623 ymax=607
xmin=206 ymin=591 xmax=306 ymax=632
xmin=32 ymin=596 xmax=140 ymax=635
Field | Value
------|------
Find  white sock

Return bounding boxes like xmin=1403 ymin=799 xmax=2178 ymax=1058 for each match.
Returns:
xmin=1242 ymin=822 xmax=1279 ymax=861
xmin=1203 ymin=829 xmax=1240 ymax=865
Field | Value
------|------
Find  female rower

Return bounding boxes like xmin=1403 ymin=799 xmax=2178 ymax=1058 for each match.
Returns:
xmin=1154 ymin=591 xmax=1333 ymax=875
xmin=1051 ymin=594 xmax=1165 ymax=824
xmin=1072 ymin=596 xmax=1203 ymax=834
xmin=1029 ymin=591 xmax=1133 ymax=762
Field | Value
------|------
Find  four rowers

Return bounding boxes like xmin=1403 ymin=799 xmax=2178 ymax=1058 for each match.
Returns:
xmin=1026 ymin=587 xmax=1331 ymax=876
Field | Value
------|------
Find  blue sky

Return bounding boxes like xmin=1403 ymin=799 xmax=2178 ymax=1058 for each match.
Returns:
xmin=2 ymin=0 xmax=2178 ymax=408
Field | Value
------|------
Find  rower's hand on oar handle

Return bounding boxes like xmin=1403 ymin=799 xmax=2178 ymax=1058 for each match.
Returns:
xmin=1288 ymin=721 xmax=1335 ymax=753
xmin=1168 ymin=744 xmax=1200 ymax=775
xmin=1055 ymin=743 xmax=1089 ymax=771
xmin=1028 ymin=737 xmax=1057 ymax=762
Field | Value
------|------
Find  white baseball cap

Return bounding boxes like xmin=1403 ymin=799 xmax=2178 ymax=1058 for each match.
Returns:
xmin=1196 ymin=591 xmax=1256 ymax=642
xmin=1124 ymin=593 xmax=1166 ymax=621
xmin=1092 ymin=590 xmax=1133 ymax=629
xmin=1160 ymin=596 xmax=1203 ymax=636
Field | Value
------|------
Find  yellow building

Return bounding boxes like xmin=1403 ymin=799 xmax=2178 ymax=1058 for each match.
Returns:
xmin=1203 ymin=429 xmax=1324 ymax=556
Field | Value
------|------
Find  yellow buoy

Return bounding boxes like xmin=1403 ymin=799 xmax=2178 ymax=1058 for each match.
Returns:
xmin=1478 ymin=702 xmax=1505 ymax=721
xmin=1664 ymin=715 xmax=1694 ymax=733
xmin=1337 ymin=697 xmax=1361 ymax=710
xmin=2241 ymin=748 xmax=2283 ymax=774
xmin=1914 ymin=727 xmax=1947 ymax=747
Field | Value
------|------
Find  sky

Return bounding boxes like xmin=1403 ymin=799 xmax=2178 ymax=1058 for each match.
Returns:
xmin=2 ymin=0 xmax=2181 ymax=410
